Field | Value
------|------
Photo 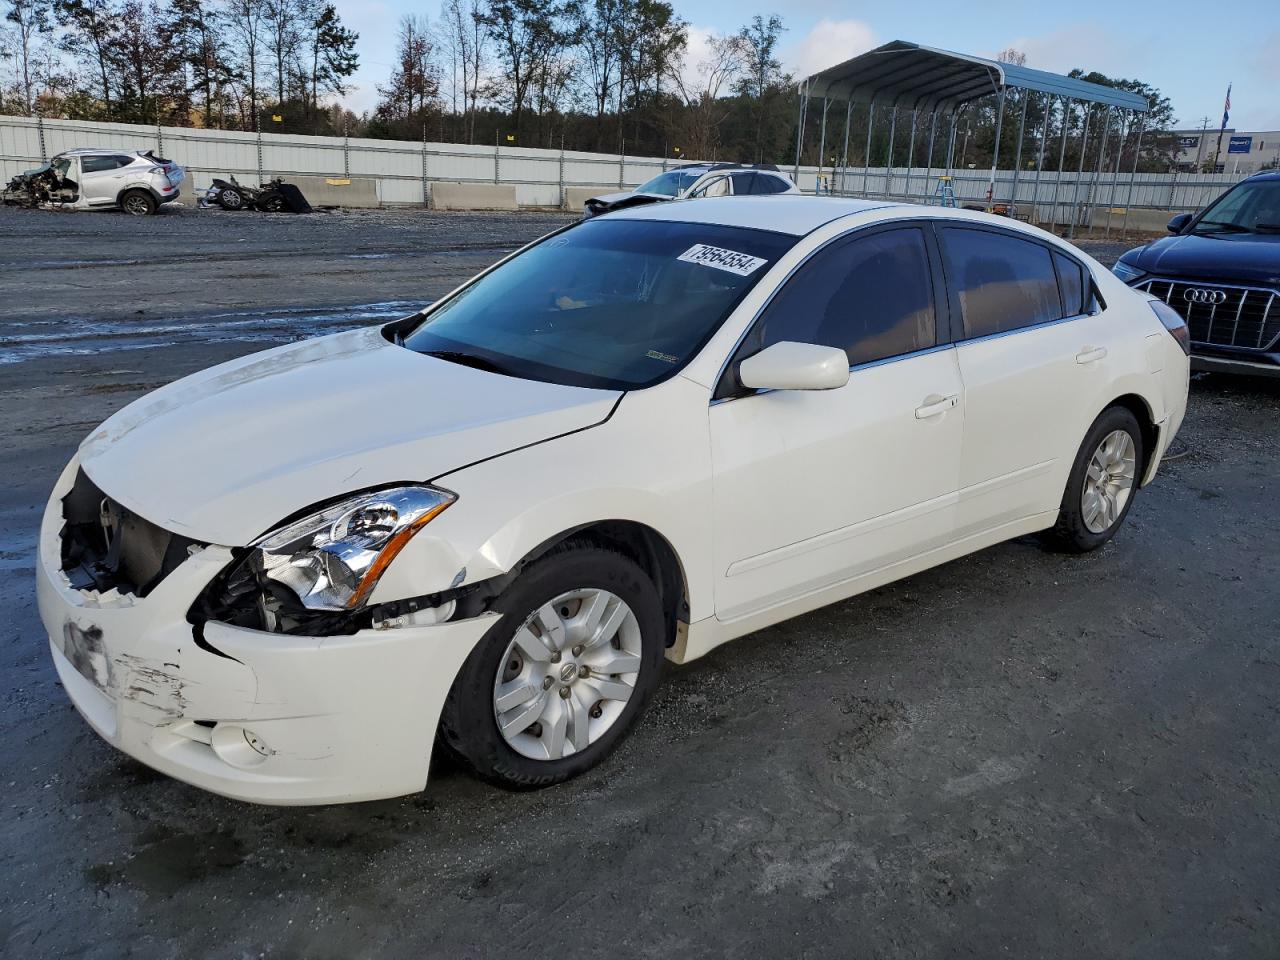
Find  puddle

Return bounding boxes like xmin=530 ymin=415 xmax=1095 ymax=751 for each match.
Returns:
xmin=0 ymin=300 xmax=427 ymax=365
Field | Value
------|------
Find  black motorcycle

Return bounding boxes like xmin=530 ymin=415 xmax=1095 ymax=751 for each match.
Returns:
xmin=202 ymin=175 xmax=310 ymax=213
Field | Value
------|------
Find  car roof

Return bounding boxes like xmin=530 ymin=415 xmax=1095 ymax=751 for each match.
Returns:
xmin=602 ymin=195 xmax=1092 ymax=243
xmin=58 ymin=148 xmax=138 ymax=156
xmin=1244 ymin=170 xmax=1280 ymax=182
xmin=605 ymin=196 xmax=902 ymax=236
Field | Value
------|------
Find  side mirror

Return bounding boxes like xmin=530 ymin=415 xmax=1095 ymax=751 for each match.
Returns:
xmin=737 ymin=341 xmax=850 ymax=392
xmin=1167 ymin=213 xmax=1193 ymax=234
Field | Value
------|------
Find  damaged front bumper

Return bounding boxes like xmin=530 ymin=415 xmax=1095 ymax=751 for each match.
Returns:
xmin=37 ymin=458 xmax=496 ymax=805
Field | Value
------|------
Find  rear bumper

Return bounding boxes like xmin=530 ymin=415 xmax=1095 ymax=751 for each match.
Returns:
xmin=38 ymin=456 xmax=496 ymax=805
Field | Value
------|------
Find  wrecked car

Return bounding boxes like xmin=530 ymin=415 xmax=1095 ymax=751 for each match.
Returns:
xmin=39 ymin=197 xmax=1188 ymax=805
xmin=203 ymin=175 xmax=312 ymax=213
xmin=583 ymin=162 xmax=799 ymax=217
xmin=1 ymin=148 xmax=184 ymax=215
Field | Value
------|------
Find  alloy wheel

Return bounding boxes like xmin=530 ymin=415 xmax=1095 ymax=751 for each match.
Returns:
xmin=1082 ymin=429 xmax=1136 ymax=533
xmin=492 ymin=588 xmax=643 ymax=761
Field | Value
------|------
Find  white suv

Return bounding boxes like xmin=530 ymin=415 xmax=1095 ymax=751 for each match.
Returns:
xmin=40 ymin=148 xmax=185 ymax=215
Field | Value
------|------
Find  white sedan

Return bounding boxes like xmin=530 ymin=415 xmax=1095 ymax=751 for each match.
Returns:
xmin=37 ymin=197 xmax=1190 ymax=804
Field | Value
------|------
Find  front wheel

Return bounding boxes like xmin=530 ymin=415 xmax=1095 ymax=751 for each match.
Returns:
xmin=1045 ymin=406 xmax=1145 ymax=552
xmin=217 ymin=187 xmax=244 ymax=210
xmin=440 ymin=542 xmax=666 ymax=789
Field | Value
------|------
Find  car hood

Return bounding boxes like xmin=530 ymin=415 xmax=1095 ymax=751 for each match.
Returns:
xmin=78 ymin=326 xmax=620 ymax=546
xmin=1126 ymin=231 xmax=1280 ymax=286
xmin=588 ymin=191 xmax=670 ymax=207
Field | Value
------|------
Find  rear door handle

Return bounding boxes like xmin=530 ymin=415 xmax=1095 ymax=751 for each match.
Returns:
xmin=915 ymin=393 xmax=959 ymax=419
xmin=1076 ymin=346 xmax=1108 ymax=364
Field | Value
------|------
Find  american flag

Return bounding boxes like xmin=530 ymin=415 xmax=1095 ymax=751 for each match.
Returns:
xmin=1222 ymin=84 xmax=1231 ymax=128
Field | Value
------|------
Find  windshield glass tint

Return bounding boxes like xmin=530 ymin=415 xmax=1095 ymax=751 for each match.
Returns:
xmin=635 ymin=170 xmax=701 ymax=197
xmin=1194 ymin=179 xmax=1280 ymax=233
xmin=400 ymin=218 xmax=796 ymax=390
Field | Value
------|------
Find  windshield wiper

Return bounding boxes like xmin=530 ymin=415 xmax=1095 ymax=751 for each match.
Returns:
xmin=422 ymin=349 xmax=514 ymax=376
xmin=1254 ymin=223 xmax=1280 ymax=233
xmin=1193 ymin=219 xmax=1251 ymax=234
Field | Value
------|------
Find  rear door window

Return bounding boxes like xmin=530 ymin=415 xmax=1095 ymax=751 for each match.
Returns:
xmin=751 ymin=174 xmax=791 ymax=195
xmin=940 ymin=227 xmax=1064 ymax=338
xmin=729 ymin=172 xmax=757 ymax=195
xmin=81 ymin=156 xmax=116 ymax=173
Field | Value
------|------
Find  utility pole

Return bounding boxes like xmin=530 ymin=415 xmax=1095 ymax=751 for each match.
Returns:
xmin=1194 ymin=117 xmax=1210 ymax=170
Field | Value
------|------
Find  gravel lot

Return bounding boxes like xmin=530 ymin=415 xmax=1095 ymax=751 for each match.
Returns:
xmin=1 ymin=204 xmax=1278 ymax=959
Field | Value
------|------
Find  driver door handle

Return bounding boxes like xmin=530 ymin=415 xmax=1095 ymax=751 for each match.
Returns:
xmin=1076 ymin=345 xmax=1108 ymax=364
xmin=915 ymin=394 xmax=959 ymax=419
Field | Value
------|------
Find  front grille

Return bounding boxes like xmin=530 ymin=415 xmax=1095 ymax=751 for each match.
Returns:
xmin=1138 ymin=278 xmax=1280 ymax=351
xmin=60 ymin=468 xmax=204 ymax=597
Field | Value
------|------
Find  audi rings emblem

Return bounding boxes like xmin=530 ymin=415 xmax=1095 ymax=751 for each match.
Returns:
xmin=1184 ymin=287 xmax=1228 ymax=305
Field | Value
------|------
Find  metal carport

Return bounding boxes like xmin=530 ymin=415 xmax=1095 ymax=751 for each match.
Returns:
xmin=795 ymin=40 xmax=1151 ymax=235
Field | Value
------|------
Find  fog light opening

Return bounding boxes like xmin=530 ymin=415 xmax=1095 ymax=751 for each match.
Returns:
xmin=210 ymin=723 xmax=271 ymax=768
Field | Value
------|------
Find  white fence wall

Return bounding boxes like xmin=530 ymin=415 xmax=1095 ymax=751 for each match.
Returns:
xmin=833 ymin=165 xmax=1249 ymax=223
xmin=1 ymin=113 xmax=1250 ymax=218
xmin=0 ymin=114 xmax=744 ymax=207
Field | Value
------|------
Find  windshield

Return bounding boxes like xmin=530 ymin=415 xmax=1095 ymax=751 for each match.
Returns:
xmin=635 ymin=170 xmax=703 ymax=197
xmin=1193 ymin=179 xmax=1280 ymax=234
xmin=399 ymin=218 xmax=796 ymax=390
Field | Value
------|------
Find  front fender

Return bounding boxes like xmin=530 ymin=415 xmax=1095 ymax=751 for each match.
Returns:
xmin=368 ymin=378 xmax=716 ymax=620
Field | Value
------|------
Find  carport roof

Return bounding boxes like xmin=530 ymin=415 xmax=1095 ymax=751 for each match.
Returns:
xmin=801 ymin=40 xmax=1149 ymax=113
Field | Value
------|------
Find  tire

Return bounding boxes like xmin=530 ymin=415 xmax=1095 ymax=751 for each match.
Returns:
xmin=440 ymin=541 xmax=666 ymax=789
xmin=217 ymin=187 xmax=244 ymax=211
xmin=120 ymin=190 xmax=157 ymax=216
xmin=1045 ymin=405 xmax=1145 ymax=553
xmin=259 ymin=193 xmax=285 ymax=212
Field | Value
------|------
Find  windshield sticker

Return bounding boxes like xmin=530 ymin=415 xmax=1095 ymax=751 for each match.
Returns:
xmin=646 ymin=350 xmax=680 ymax=364
xmin=677 ymin=244 xmax=768 ymax=277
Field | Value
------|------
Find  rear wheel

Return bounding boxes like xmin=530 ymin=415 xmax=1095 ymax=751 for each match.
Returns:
xmin=120 ymin=190 xmax=156 ymax=216
xmin=1045 ymin=406 xmax=1145 ymax=552
xmin=259 ymin=193 xmax=285 ymax=212
xmin=440 ymin=542 xmax=665 ymax=788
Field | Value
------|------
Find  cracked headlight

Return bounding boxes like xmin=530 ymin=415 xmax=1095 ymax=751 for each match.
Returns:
xmin=253 ymin=486 xmax=456 ymax=611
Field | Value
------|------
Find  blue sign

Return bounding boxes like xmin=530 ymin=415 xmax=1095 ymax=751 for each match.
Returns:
xmin=1228 ymin=136 xmax=1253 ymax=154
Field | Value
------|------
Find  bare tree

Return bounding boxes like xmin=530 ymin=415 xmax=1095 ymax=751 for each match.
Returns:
xmin=440 ymin=0 xmax=487 ymax=142
xmin=668 ymin=30 xmax=743 ymax=160
xmin=4 ymin=0 xmax=52 ymax=113
xmin=226 ymin=0 xmax=269 ymax=124
xmin=265 ymin=0 xmax=305 ymax=105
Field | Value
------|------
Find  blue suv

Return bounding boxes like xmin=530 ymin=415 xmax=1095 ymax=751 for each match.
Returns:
xmin=1113 ymin=171 xmax=1280 ymax=377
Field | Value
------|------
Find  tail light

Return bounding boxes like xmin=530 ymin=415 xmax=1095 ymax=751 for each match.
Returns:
xmin=1149 ymin=300 xmax=1190 ymax=356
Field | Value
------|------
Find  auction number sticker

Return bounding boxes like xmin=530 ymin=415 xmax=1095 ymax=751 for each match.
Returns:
xmin=677 ymin=244 xmax=768 ymax=277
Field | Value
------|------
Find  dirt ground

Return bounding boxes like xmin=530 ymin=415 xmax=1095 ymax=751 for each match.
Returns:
xmin=1 ymin=204 xmax=1278 ymax=959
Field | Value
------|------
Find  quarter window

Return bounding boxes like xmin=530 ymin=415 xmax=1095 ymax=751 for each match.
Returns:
xmin=748 ymin=227 xmax=937 ymax=368
xmin=1054 ymin=251 xmax=1086 ymax=316
xmin=941 ymin=227 xmax=1063 ymax=337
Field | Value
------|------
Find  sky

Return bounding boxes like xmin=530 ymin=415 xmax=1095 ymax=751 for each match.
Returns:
xmin=335 ymin=0 xmax=1280 ymax=133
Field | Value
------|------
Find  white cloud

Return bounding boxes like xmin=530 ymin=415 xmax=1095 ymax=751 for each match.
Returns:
xmin=990 ymin=24 xmax=1135 ymax=78
xmin=781 ymin=19 xmax=877 ymax=79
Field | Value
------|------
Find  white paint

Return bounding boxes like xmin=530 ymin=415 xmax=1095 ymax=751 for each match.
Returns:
xmin=38 ymin=199 xmax=1190 ymax=804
